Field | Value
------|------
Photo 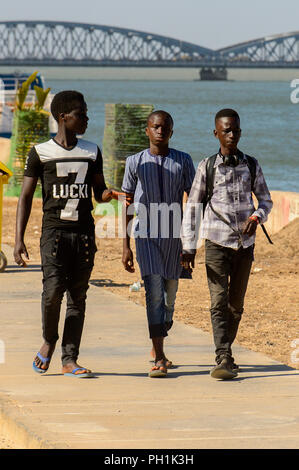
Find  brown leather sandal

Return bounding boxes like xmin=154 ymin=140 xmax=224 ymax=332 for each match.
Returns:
xmin=150 ymin=348 xmax=173 ymax=369
xmin=149 ymin=361 xmax=168 ymax=378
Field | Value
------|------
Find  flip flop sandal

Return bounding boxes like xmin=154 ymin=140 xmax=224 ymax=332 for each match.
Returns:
xmin=149 ymin=362 xmax=168 ymax=378
xmin=150 ymin=348 xmax=173 ymax=368
xmin=64 ymin=367 xmax=95 ymax=378
xmin=150 ymin=356 xmax=173 ymax=369
xmin=32 ymin=352 xmax=50 ymax=374
xmin=164 ymin=359 xmax=173 ymax=368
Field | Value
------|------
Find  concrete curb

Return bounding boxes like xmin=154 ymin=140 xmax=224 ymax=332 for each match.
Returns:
xmin=0 ymin=395 xmax=62 ymax=449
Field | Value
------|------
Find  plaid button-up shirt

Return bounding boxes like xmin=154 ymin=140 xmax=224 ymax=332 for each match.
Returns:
xmin=181 ymin=153 xmax=273 ymax=251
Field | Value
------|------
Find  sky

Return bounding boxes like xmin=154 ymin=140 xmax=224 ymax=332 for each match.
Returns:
xmin=2 ymin=0 xmax=299 ymax=50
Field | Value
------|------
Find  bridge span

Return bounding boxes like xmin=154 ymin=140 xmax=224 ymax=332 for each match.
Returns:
xmin=0 ymin=21 xmax=298 ymax=68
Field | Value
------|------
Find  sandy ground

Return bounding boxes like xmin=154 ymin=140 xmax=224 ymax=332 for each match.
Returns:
xmin=0 ymin=435 xmax=18 ymax=449
xmin=1 ymin=197 xmax=299 ymax=370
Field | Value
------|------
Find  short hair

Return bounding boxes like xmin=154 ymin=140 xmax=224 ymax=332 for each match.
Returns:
xmin=147 ymin=110 xmax=174 ymax=127
xmin=215 ymin=108 xmax=240 ymax=123
xmin=50 ymin=90 xmax=85 ymax=122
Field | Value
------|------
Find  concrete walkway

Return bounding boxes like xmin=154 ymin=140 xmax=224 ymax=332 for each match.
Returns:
xmin=0 ymin=243 xmax=298 ymax=450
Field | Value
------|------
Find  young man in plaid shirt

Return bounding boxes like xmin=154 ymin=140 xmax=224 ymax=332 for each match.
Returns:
xmin=181 ymin=108 xmax=273 ymax=380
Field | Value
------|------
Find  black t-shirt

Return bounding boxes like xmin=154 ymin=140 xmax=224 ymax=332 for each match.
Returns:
xmin=24 ymin=138 xmax=103 ymax=232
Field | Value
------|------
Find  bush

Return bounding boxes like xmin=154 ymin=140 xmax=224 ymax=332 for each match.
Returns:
xmin=6 ymin=71 xmax=50 ymax=196
xmin=7 ymin=109 xmax=49 ymax=195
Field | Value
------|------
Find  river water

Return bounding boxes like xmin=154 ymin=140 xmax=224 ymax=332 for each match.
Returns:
xmin=34 ymin=68 xmax=299 ymax=192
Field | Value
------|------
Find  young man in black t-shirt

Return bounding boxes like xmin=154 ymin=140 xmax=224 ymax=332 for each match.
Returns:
xmin=14 ymin=90 xmax=123 ymax=378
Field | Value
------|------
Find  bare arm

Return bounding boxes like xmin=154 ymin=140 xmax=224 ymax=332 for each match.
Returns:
xmin=122 ymin=192 xmax=135 ymax=273
xmin=92 ymin=173 xmax=127 ymax=203
xmin=14 ymin=176 xmax=38 ymax=266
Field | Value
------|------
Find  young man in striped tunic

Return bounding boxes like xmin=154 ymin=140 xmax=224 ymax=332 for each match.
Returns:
xmin=122 ymin=110 xmax=195 ymax=377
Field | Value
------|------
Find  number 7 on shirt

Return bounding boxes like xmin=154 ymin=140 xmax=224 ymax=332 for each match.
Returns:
xmin=55 ymin=161 xmax=88 ymax=221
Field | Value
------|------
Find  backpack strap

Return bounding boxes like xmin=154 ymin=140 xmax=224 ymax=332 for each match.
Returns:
xmin=244 ymin=154 xmax=256 ymax=191
xmin=203 ymin=154 xmax=217 ymax=213
xmin=244 ymin=155 xmax=273 ymax=244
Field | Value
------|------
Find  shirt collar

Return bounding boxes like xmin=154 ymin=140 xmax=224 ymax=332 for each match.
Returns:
xmin=147 ymin=148 xmax=171 ymax=158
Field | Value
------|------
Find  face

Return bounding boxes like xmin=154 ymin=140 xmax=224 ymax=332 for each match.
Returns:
xmin=214 ymin=116 xmax=241 ymax=153
xmin=146 ymin=113 xmax=173 ymax=146
xmin=62 ymin=102 xmax=89 ymax=135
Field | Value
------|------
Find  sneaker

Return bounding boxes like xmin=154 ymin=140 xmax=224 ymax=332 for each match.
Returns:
xmin=229 ymin=356 xmax=240 ymax=372
xmin=210 ymin=356 xmax=238 ymax=380
xmin=216 ymin=354 xmax=240 ymax=372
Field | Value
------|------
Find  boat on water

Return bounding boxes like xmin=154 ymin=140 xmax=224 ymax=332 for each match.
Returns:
xmin=0 ymin=71 xmax=57 ymax=138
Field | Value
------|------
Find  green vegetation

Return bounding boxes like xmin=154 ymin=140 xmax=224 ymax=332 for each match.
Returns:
xmin=103 ymin=103 xmax=154 ymax=190
xmin=6 ymin=71 xmax=50 ymax=196
xmin=34 ymin=85 xmax=51 ymax=111
xmin=15 ymin=71 xmax=39 ymax=111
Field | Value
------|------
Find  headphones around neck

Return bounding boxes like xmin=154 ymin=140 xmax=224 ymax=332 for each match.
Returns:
xmin=220 ymin=150 xmax=242 ymax=167
xmin=223 ymin=154 xmax=239 ymax=167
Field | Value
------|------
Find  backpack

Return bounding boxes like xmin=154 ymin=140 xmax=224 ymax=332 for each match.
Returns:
xmin=203 ymin=153 xmax=273 ymax=244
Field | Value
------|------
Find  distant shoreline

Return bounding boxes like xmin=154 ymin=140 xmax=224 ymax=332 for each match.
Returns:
xmin=0 ymin=66 xmax=298 ymax=81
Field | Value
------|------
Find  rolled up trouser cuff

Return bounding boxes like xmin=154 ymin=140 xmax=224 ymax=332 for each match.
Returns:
xmin=149 ymin=323 xmax=168 ymax=339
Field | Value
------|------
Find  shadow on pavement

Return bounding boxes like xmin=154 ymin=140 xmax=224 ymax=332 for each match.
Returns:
xmin=90 ymin=279 xmax=130 ymax=288
xmin=32 ymin=364 xmax=297 ymax=380
xmin=5 ymin=264 xmax=41 ymax=273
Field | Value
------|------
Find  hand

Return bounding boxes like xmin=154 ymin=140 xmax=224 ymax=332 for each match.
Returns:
xmin=118 ymin=191 xmax=134 ymax=207
xmin=243 ymin=217 xmax=258 ymax=237
xmin=102 ymin=189 xmax=132 ymax=206
xmin=110 ymin=190 xmax=127 ymax=201
xmin=180 ymin=253 xmax=195 ymax=273
xmin=101 ymin=189 xmax=121 ymax=202
xmin=14 ymin=241 xmax=29 ymax=267
xmin=122 ymin=248 xmax=135 ymax=273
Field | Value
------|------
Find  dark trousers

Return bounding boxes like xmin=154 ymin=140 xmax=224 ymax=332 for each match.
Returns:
xmin=40 ymin=228 xmax=96 ymax=365
xmin=205 ymin=239 xmax=254 ymax=361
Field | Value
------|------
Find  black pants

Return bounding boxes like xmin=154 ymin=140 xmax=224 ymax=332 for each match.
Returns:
xmin=205 ymin=239 xmax=254 ymax=361
xmin=40 ymin=228 xmax=96 ymax=365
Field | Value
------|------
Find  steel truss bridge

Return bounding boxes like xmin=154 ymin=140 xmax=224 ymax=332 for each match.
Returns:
xmin=0 ymin=21 xmax=298 ymax=68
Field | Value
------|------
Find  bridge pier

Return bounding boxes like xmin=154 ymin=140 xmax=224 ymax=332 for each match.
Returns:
xmin=198 ymin=67 xmax=228 ymax=81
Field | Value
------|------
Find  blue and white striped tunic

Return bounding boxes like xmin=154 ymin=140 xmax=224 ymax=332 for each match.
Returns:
xmin=122 ymin=148 xmax=196 ymax=279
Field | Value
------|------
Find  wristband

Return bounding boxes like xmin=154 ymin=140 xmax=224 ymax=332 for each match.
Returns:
xmin=249 ymin=215 xmax=259 ymax=224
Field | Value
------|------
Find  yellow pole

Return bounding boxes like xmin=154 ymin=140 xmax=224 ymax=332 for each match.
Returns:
xmin=0 ymin=162 xmax=13 ymax=253
xmin=0 ymin=175 xmax=3 ymax=252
